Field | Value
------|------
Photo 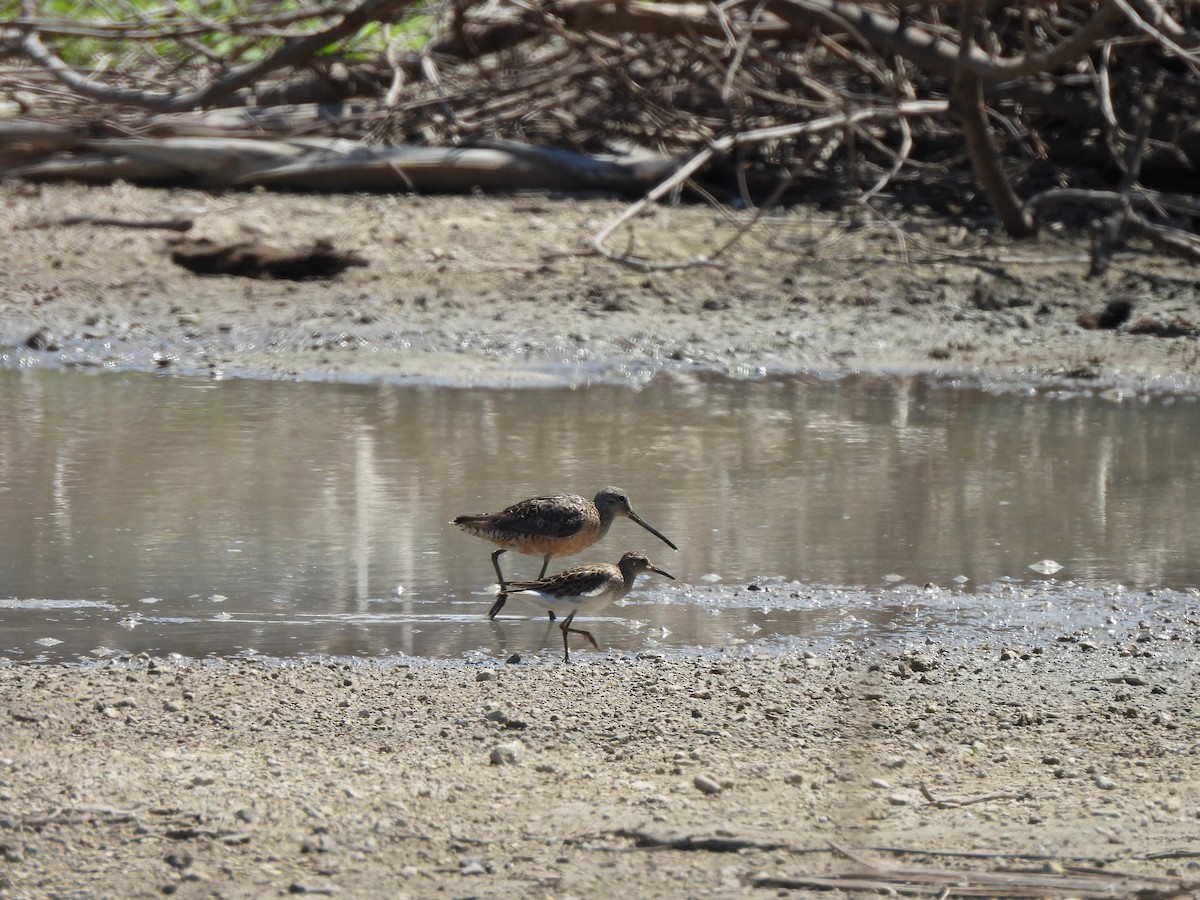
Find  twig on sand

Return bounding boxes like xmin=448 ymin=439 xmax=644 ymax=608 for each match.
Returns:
xmin=570 ymin=831 xmax=1198 ymax=898
xmin=581 ymin=828 xmax=801 ymax=853
xmin=755 ymin=843 xmax=1200 ymax=899
xmin=919 ymin=782 xmax=1032 ymax=808
xmin=60 ymin=214 xmax=194 ymax=232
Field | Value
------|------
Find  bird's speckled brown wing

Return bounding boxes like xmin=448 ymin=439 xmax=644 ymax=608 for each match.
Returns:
xmin=485 ymin=494 xmax=593 ymax=539
xmin=502 ymin=564 xmax=619 ymax=599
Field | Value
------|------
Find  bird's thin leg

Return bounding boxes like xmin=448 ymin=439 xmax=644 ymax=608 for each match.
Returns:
xmin=491 ymin=549 xmax=508 ymax=590
xmin=487 ymin=593 xmax=507 ymax=620
xmin=559 ymin=611 xmax=598 ymax=662
xmin=559 ymin=613 xmax=574 ymax=662
xmin=540 ymin=554 xmax=556 ymax=624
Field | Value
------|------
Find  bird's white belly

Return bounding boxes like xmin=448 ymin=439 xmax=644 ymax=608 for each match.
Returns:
xmin=511 ymin=588 xmax=624 ymax=616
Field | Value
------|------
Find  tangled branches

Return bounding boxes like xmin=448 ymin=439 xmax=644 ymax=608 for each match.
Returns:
xmin=3 ymin=0 xmax=1200 ymax=260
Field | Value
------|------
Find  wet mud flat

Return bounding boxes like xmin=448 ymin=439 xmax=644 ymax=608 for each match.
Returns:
xmin=3 ymin=182 xmax=1200 ymax=390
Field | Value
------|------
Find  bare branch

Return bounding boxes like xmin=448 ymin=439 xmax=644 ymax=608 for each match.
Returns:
xmin=764 ymin=0 xmax=1120 ymax=84
xmin=948 ymin=0 xmax=1036 ymax=237
xmin=593 ymin=101 xmax=948 ymax=269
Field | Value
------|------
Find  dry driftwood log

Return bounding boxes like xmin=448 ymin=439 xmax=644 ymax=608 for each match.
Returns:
xmin=0 ymin=125 xmax=680 ymax=195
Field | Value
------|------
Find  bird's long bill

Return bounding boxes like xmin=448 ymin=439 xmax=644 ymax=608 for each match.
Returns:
xmin=649 ymin=564 xmax=676 ymax=580
xmin=629 ymin=512 xmax=678 ymax=550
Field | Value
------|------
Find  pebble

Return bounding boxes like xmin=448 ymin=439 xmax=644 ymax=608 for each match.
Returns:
xmin=693 ymin=774 xmax=722 ymax=795
xmin=95 ymin=697 xmax=137 ymax=711
xmin=475 ymin=671 xmax=495 ymax=682
xmin=906 ymin=654 xmax=935 ymax=673
xmin=490 ymin=742 xmax=522 ymax=766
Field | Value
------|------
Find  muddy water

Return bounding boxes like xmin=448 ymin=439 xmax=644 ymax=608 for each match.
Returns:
xmin=2 ymin=369 xmax=1198 ymax=663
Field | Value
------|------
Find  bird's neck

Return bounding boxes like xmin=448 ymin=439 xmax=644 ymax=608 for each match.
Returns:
xmin=595 ymin=511 xmax=617 ymax=539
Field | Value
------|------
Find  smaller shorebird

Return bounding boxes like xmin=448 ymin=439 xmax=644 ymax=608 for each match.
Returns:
xmin=488 ymin=550 xmax=675 ymax=662
xmin=452 ymin=487 xmax=676 ymax=605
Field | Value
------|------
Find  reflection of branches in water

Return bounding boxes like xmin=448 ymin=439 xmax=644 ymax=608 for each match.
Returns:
xmin=6 ymin=0 xmax=1200 ymax=254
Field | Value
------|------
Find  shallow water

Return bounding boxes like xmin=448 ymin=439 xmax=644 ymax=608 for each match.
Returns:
xmin=2 ymin=368 xmax=1198 ymax=663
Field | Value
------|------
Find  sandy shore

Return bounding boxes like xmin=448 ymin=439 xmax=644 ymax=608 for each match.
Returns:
xmin=3 ymin=637 xmax=1198 ymax=898
xmin=3 ymin=183 xmax=1200 ymax=897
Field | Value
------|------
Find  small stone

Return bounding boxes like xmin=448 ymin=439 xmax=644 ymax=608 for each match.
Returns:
xmin=484 ymin=709 xmax=508 ymax=723
xmin=870 ymin=778 xmax=890 ymax=789
xmin=475 ymin=671 xmax=495 ymax=682
xmin=300 ymin=835 xmax=335 ymax=854
xmin=25 ymin=328 xmax=60 ymax=351
xmin=1093 ymin=775 xmax=1117 ymax=790
xmin=490 ymin=742 xmax=522 ymax=766
xmin=905 ymin=653 xmax=935 ymax=673
xmin=693 ymin=774 xmax=722 ymax=795
xmin=783 ymin=772 xmax=804 ymax=785
xmin=95 ymin=697 xmax=137 ymax=711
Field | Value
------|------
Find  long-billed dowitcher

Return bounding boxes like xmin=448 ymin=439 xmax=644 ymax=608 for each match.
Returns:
xmin=487 ymin=550 xmax=675 ymax=661
xmin=452 ymin=486 xmax=676 ymax=598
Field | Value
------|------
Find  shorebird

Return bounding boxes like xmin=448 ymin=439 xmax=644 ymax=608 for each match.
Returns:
xmin=452 ymin=486 xmax=676 ymax=600
xmin=488 ymin=551 xmax=675 ymax=661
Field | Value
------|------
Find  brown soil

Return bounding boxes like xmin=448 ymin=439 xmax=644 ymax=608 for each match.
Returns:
xmin=3 ymin=182 xmax=1200 ymax=898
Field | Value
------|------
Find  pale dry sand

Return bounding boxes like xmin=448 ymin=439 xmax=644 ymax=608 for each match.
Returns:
xmin=3 ymin=633 xmax=1199 ymax=897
